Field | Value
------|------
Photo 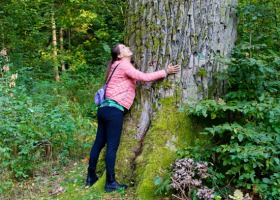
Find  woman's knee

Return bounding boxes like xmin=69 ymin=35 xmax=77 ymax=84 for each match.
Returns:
xmin=91 ymin=143 xmax=105 ymax=152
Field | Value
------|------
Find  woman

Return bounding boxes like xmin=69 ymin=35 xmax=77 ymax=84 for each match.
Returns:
xmin=86 ymin=44 xmax=180 ymax=192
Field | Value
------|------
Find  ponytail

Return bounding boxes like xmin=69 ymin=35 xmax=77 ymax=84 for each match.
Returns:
xmin=104 ymin=44 xmax=121 ymax=84
xmin=104 ymin=60 xmax=113 ymax=84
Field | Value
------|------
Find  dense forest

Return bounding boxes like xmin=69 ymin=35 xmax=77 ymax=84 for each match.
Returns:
xmin=0 ymin=0 xmax=279 ymax=199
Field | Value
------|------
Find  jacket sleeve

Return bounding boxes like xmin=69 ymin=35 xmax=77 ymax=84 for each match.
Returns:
xmin=124 ymin=62 xmax=166 ymax=82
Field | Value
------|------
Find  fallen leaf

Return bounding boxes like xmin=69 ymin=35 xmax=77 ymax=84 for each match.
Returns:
xmin=81 ymin=156 xmax=90 ymax=163
xmin=49 ymin=185 xmax=66 ymax=196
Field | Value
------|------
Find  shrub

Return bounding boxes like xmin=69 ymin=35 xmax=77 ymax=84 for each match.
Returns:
xmin=0 ymin=77 xmax=95 ymax=180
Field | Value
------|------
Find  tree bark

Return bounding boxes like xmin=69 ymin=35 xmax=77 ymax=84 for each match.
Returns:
xmin=126 ymin=0 xmax=238 ymax=102
xmin=59 ymin=27 xmax=65 ymax=72
xmin=115 ymin=0 xmax=237 ymax=198
xmin=0 ymin=26 xmax=9 ymax=79
xmin=0 ymin=48 xmax=9 ymax=86
xmin=51 ymin=12 xmax=60 ymax=82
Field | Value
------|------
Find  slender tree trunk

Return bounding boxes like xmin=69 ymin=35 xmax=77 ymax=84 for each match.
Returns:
xmin=0 ymin=26 xmax=9 ymax=84
xmin=113 ymin=0 xmax=238 ymax=199
xmin=51 ymin=12 xmax=59 ymax=82
xmin=68 ymin=29 xmax=71 ymax=50
xmin=1 ymin=27 xmax=6 ymax=78
xmin=59 ymin=27 xmax=65 ymax=71
xmin=0 ymin=48 xmax=9 ymax=82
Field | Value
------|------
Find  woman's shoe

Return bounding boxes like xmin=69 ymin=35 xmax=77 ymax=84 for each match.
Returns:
xmin=105 ymin=173 xmax=127 ymax=192
xmin=86 ymin=174 xmax=99 ymax=187
xmin=86 ymin=168 xmax=99 ymax=187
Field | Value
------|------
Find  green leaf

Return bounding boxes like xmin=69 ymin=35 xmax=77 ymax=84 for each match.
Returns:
xmin=153 ymin=177 xmax=162 ymax=186
xmin=259 ymin=93 xmax=265 ymax=102
xmin=238 ymin=134 xmax=243 ymax=142
xmin=274 ymin=158 xmax=280 ymax=165
xmin=262 ymin=178 xmax=270 ymax=184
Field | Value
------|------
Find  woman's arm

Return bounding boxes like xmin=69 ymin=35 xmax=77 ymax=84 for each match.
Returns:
xmin=124 ymin=63 xmax=180 ymax=82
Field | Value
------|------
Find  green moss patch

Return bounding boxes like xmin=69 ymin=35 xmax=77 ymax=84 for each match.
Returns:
xmin=134 ymin=97 xmax=200 ymax=199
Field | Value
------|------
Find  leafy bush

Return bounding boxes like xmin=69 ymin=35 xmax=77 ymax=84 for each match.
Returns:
xmin=185 ymin=96 xmax=280 ymax=197
xmin=0 ymin=77 xmax=95 ymax=180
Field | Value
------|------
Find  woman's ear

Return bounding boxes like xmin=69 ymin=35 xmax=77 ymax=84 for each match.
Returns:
xmin=117 ymin=54 xmax=122 ymax=59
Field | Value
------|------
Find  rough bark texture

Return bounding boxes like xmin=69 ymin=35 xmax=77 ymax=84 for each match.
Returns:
xmin=98 ymin=1 xmax=238 ymax=199
xmin=126 ymin=0 xmax=237 ymax=100
xmin=51 ymin=12 xmax=60 ymax=82
xmin=59 ymin=28 xmax=65 ymax=71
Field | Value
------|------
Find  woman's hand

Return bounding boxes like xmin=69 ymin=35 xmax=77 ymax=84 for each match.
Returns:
xmin=167 ymin=64 xmax=180 ymax=75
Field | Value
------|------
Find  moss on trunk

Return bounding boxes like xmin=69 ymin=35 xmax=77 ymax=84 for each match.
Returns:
xmin=134 ymin=97 xmax=202 ymax=199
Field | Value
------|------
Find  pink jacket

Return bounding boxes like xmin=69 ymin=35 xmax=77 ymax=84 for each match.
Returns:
xmin=105 ymin=60 xmax=166 ymax=110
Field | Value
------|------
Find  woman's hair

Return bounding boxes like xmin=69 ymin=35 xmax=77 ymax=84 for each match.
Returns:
xmin=104 ymin=44 xmax=121 ymax=83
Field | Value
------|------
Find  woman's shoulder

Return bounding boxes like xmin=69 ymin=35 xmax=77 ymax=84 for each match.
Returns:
xmin=116 ymin=60 xmax=133 ymax=68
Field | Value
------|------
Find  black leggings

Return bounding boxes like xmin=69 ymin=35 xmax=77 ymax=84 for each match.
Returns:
xmin=88 ymin=106 xmax=124 ymax=175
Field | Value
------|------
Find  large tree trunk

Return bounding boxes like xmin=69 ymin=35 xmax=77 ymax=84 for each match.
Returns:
xmin=97 ymin=0 xmax=238 ymax=199
xmin=126 ymin=0 xmax=238 ymax=103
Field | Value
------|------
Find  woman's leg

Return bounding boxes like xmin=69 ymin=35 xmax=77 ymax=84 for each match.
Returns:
xmin=88 ymin=108 xmax=107 ymax=171
xmin=104 ymin=107 xmax=123 ymax=175
xmin=86 ymin=108 xmax=107 ymax=186
xmin=102 ymin=107 xmax=127 ymax=192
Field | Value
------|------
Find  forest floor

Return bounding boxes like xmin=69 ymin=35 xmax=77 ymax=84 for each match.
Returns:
xmin=1 ymin=159 xmax=136 ymax=200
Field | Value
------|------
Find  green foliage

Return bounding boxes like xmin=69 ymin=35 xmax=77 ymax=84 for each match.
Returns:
xmin=197 ymin=69 xmax=207 ymax=77
xmin=0 ymin=0 xmax=126 ymax=198
xmin=0 ymin=77 xmax=95 ymax=180
xmin=0 ymin=0 xmax=125 ymax=80
xmin=186 ymin=98 xmax=280 ymax=195
xmin=0 ymin=0 xmax=125 ymax=187
xmin=178 ymin=1 xmax=280 ymax=199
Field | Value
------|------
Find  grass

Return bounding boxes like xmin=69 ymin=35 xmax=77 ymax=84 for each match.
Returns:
xmin=0 ymin=159 xmax=135 ymax=200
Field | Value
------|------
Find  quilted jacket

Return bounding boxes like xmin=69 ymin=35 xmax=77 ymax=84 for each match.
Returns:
xmin=105 ymin=60 xmax=166 ymax=110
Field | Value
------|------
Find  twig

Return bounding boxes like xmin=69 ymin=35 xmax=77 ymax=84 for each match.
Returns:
xmin=172 ymin=194 xmax=184 ymax=200
xmin=171 ymin=177 xmax=189 ymax=200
